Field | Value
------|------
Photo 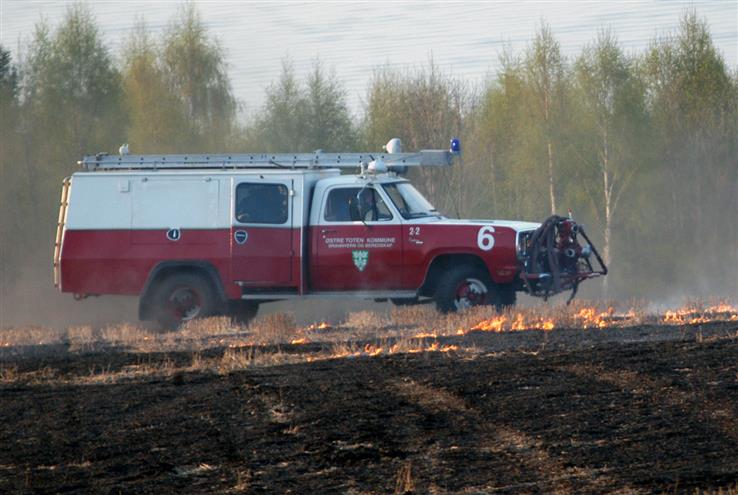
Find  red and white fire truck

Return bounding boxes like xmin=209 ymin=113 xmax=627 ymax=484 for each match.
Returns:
xmin=53 ymin=139 xmax=606 ymax=328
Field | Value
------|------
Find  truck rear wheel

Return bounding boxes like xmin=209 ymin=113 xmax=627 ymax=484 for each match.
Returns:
xmin=152 ymin=273 xmax=217 ymax=329
xmin=228 ymin=300 xmax=259 ymax=325
xmin=435 ymin=265 xmax=500 ymax=313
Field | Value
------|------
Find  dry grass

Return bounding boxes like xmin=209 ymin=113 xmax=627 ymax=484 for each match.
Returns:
xmin=85 ymin=358 xmax=178 ymax=384
xmin=394 ymin=460 xmax=415 ymax=494
xmin=99 ymin=323 xmax=152 ymax=344
xmin=1 ymin=299 xmax=735 ymax=376
xmin=179 ymin=316 xmax=240 ymax=337
xmin=231 ymin=468 xmax=252 ymax=493
xmin=0 ymin=296 xmax=735 ymax=385
xmin=390 ymin=304 xmax=437 ymax=327
xmin=344 ymin=310 xmax=390 ymax=331
xmin=696 ymin=483 xmax=738 ymax=495
xmin=0 ymin=365 xmax=57 ymax=384
xmin=325 ymin=337 xmax=462 ymax=361
xmin=0 ymin=364 xmax=19 ymax=382
xmin=66 ymin=325 xmax=95 ymax=345
xmin=249 ymin=313 xmax=298 ymax=344
xmin=218 ymin=347 xmax=258 ymax=372
xmin=208 ymin=347 xmax=301 ymax=373
xmin=0 ymin=325 xmax=64 ymax=347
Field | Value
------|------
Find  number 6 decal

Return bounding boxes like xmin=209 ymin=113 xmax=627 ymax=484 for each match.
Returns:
xmin=477 ymin=226 xmax=495 ymax=251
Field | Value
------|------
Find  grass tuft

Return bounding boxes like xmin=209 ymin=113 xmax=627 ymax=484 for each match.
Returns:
xmin=249 ymin=312 xmax=298 ymax=344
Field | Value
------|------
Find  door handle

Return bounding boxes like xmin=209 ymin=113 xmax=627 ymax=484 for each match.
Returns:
xmin=321 ymin=229 xmax=337 ymax=234
xmin=410 ymin=239 xmax=424 ymax=245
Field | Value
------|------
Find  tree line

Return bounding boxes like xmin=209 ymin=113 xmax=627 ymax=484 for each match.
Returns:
xmin=1 ymin=4 xmax=736 ymax=302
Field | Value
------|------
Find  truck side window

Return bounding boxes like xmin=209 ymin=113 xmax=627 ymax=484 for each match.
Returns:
xmin=324 ymin=187 xmax=393 ymax=222
xmin=236 ymin=183 xmax=288 ymax=224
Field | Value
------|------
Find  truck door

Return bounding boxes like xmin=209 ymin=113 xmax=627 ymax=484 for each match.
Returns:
xmin=231 ymin=180 xmax=294 ymax=286
xmin=312 ymin=185 xmax=402 ymax=291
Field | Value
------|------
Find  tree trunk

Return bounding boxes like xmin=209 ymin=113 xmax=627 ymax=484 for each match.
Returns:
xmin=603 ymin=199 xmax=612 ymax=299
xmin=601 ymin=129 xmax=611 ymax=298
xmin=547 ymin=140 xmax=556 ymax=215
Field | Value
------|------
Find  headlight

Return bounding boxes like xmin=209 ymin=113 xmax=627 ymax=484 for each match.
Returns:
xmin=516 ymin=230 xmax=534 ymax=259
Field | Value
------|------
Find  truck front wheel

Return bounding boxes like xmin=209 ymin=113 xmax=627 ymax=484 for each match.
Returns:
xmin=152 ymin=273 xmax=217 ymax=329
xmin=435 ymin=265 xmax=501 ymax=313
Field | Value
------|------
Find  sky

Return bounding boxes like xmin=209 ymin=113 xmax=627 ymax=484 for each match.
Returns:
xmin=2 ymin=0 xmax=737 ymax=114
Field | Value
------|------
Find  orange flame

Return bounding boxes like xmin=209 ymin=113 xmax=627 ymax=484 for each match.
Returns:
xmin=575 ymin=307 xmax=613 ymax=328
xmin=320 ymin=340 xmax=460 ymax=360
xmin=661 ymin=304 xmax=738 ymax=325
xmin=460 ymin=303 xmax=737 ymax=335
xmin=306 ymin=322 xmax=332 ymax=332
xmin=464 ymin=314 xmax=555 ymax=334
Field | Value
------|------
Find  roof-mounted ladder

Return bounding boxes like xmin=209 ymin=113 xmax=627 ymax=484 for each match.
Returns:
xmin=79 ymin=138 xmax=461 ymax=172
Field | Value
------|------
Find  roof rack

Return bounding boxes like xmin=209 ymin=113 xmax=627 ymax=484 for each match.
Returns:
xmin=79 ymin=138 xmax=461 ymax=172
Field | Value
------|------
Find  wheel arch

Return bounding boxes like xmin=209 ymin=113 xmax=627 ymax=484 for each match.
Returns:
xmin=139 ymin=261 xmax=227 ymax=320
xmin=419 ymin=253 xmax=490 ymax=297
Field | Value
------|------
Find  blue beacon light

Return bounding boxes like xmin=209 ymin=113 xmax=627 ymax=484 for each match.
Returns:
xmin=450 ymin=137 xmax=461 ymax=154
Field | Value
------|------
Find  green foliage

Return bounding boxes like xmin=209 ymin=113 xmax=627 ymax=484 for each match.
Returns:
xmin=16 ymin=4 xmax=126 ymax=254
xmin=571 ymin=30 xmax=650 ymax=295
xmin=251 ymin=58 xmax=356 ymax=152
xmin=362 ymin=61 xmax=467 ymax=214
xmin=253 ymin=59 xmax=308 ymax=152
xmin=0 ymin=45 xmax=18 ymax=116
xmin=303 ymin=61 xmax=356 ymax=151
xmin=0 ymin=46 xmax=22 ymax=283
xmin=0 ymin=44 xmax=19 ymax=162
xmin=637 ymin=10 xmax=737 ymax=291
xmin=471 ymin=52 xmax=549 ymax=219
xmin=160 ymin=4 xmax=236 ymax=151
xmin=122 ymin=20 xmax=193 ymax=153
xmin=23 ymin=4 xmax=126 ymax=159
xmin=524 ymin=22 xmax=568 ymax=215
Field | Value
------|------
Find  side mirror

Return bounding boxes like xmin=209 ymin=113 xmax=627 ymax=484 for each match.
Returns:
xmin=348 ymin=198 xmax=362 ymax=222
xmin=353 ymin=187 xmax=372 ymax=225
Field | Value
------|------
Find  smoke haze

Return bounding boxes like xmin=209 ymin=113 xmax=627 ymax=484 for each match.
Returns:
xmin=1 ymin=5 xmax=736 ymax=330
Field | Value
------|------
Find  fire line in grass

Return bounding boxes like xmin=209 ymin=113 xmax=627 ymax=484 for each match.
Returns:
xmin=454 ymin=303 xmax=737 ymax=336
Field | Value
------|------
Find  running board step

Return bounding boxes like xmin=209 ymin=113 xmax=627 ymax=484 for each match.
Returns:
xmin=241 ymin=291 xmax=419 ymax=301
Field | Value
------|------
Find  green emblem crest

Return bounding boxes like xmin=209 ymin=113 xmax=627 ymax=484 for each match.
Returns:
xmin=352 ymin=250 xmax=369 ymax=272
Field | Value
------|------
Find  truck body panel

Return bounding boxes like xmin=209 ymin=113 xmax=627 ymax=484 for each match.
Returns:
xmin=59 ymin=170 xmax=540 ymax=300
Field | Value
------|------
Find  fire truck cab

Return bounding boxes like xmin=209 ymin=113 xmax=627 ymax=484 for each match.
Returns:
xmin=54 ymin=139 xmax=605 ymax=327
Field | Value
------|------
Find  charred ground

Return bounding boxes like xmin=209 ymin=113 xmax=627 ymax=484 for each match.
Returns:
xmin=1 ymin=312 xmax=737 ymax=494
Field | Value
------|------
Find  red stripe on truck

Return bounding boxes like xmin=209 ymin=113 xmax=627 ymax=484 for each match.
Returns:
xmin=60 ymin=228 xmax=302 ymax=298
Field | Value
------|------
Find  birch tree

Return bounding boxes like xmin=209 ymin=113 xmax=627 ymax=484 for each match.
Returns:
xmin=641 ymin=10 xmax=735 ymax=287
xmin=122 ymin=21 xmax=192 ymax=152
xmin=574 ymin=30 xmax=648 ymax=295
xmin=161 ymin=4 xmax=236 ymax=150
xmin=363 ymin=62 xmax=466 ymax=214
xmin=525 ymin=23 xmax=567 ymax=215
xmin=301 ymin=60 xmax=356 ymax=151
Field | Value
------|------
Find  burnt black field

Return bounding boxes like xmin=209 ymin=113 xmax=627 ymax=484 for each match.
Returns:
xmin=1 ymin=321 xmax=737 ymax=494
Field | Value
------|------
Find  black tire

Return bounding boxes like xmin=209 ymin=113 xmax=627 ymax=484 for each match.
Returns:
xmin=152 ymin=273 xmax=218 ymax=330
xmin=434 ymin=265 xmax=500 ymax=313
xmin=228 ymin=300 xmax=259 ymax=325
xmin=390 ymin=297 xmax=419 ymax=307
xmin=498 ymin=283 xmax=517 ymax=309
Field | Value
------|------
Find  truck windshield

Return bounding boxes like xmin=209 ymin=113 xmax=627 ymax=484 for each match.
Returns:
xmin=382 ymin=182 xmax=439 ymax=219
